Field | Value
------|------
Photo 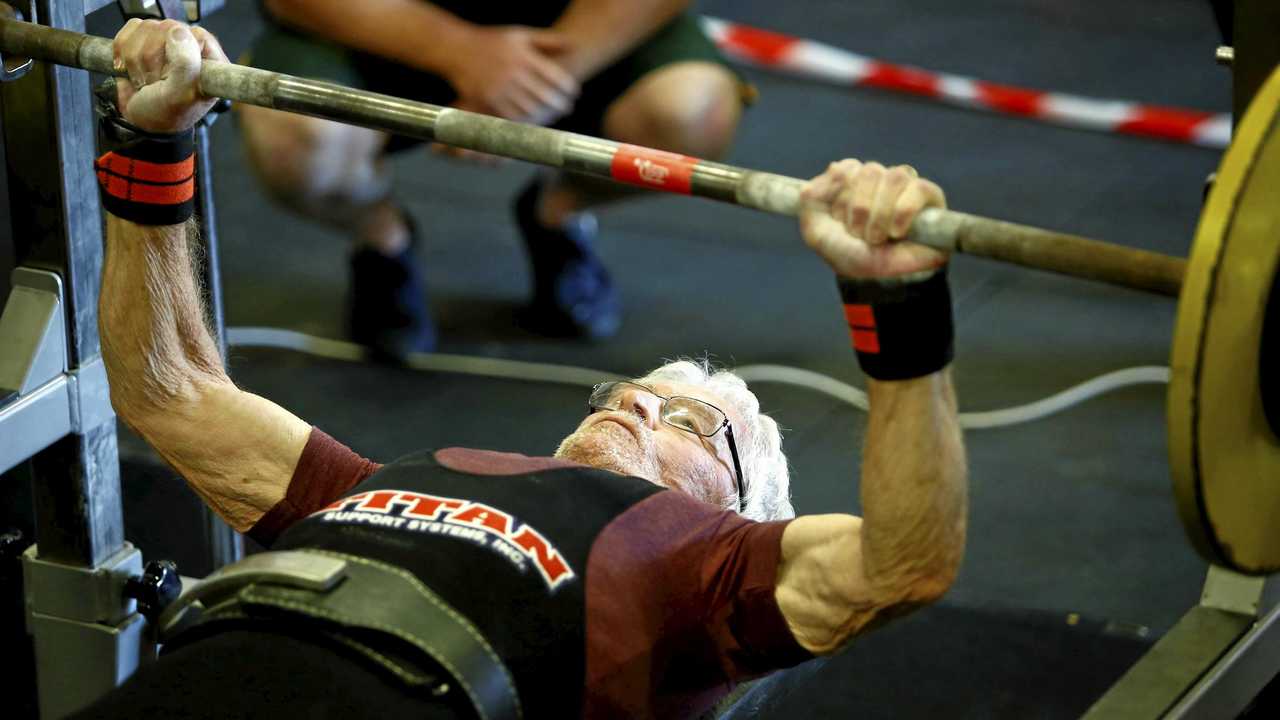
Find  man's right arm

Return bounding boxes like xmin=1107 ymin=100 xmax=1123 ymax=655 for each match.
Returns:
xmin=100 ymin=20 xmax=334 ymax=533
xmin=101 ymin=214 xmax=312 ymax=532
xmin=103 ymin=210 xmax=379 ymax=541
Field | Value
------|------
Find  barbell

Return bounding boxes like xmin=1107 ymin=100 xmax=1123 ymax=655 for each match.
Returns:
xmin=0 ymin=11 xmax=1276 ymax=575
xmin=0 ymin=10 xmax=1186 ymax=296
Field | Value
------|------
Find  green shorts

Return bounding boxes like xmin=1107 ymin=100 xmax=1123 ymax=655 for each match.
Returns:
xmin=247 ymin=11 xmax=742 ymax=149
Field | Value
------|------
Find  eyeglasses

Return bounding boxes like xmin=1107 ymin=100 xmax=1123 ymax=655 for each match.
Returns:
xmin=588 ymin=381 xmax=746 ymax=513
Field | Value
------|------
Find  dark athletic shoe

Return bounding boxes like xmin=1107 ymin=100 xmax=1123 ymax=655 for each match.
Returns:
xmin=513 ymin=181 xmax=621 ymax=340
xmin=346 ymin=211 xmax=436 ymax=361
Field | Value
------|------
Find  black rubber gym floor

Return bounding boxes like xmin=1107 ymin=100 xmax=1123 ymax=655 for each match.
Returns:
xmin=1 ymin=0 xmax=1239 ymax=717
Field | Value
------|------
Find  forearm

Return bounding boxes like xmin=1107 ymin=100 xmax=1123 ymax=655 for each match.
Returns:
xmin=99 ymin=20 xmax=315 ymax=531
xmin=99 ymin=215 xmax=309 ymax=529
xmin=776 ymin=368 xmax=965 ymax=654
xmin=263 ymin=0 xmax=475 ymax=77
xmin=100 ymin=214 xmax=227 ymax=420
xmin=860 ymin=369 xmax=967 ymax=598
xmin=551 ymin=0 xmax=690 ymax=79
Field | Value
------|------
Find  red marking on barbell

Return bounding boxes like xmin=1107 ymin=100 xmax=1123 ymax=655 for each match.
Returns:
xmin=610 ymin=145 xmax=698 ymax=195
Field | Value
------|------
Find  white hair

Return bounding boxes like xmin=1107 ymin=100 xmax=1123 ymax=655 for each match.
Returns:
xmin=635 ymin=359 xmax=794 ymax=521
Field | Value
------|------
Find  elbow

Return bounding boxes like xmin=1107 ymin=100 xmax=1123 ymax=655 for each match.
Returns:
xmin=799 ymin=528 xmax=964 ymax=655
xmin=872 ymin=563 xmax=958 ymax=623
xmin=107 ymin=380 xmax=156 ymax=433
xmin=112 ymin=374 xmax=233 ymax=441
xmin=804 ymin=566 xmax=959 ymax=656
xmin=894 ymin=540 xmax=966 ymax=608
xmin=900 ymin=566 xmax=958 ymax=607
xmin=840 ymin=555 xmax=962 ymax=644
xmin=897 ymin=513 xmax=968 ymax=606
xmin=101 ymin=334 xmax=231 ymax=431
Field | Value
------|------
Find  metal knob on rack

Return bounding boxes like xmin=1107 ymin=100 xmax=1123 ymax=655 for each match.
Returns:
xmin=0 ymin=528 xmax=29 ymax=568
xmin=124 ymin=560 xmax=182 ymax=623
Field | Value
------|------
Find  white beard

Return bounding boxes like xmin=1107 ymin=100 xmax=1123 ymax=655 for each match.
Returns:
xmin=554 ymin=419 xmax=661 ymax=483
xmin=555 ymin=420 xmax=735 ymax=511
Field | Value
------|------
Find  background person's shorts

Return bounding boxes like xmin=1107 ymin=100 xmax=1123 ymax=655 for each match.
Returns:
xmin=246 ymin=9 xmax=747 ymax=151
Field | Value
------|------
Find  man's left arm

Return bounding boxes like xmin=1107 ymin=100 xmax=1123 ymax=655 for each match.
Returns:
xmin=100 ymin=19 xmax=314 ymax=531
xmin=773 ymin=161 xmax=968 ymax=655
xmin=551 ymin=0 xmax=691 ymax=81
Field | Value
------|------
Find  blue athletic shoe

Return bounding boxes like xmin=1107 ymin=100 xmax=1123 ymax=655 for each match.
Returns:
xmin=514 ymin=181 xmax=621 ymax=340
xmin=346 ymin=210 xmax=437 ymax=361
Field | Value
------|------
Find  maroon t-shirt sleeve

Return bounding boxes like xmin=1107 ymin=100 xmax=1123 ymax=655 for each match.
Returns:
xmin=247 ymin=427 xmax=383 ymax=546
xmin=584 ymin=491 xmax=813 ymax=718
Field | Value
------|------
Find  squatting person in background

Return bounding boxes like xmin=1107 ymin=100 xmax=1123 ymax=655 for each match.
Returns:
xmin=240 ymin=0 xmax=751 ymax=358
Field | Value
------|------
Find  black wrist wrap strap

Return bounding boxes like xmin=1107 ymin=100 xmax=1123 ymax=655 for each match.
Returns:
xmin=95 ymin=124 xmax=195 ymax=226
xmin=837 ymin=268 xmax=955 ymax=380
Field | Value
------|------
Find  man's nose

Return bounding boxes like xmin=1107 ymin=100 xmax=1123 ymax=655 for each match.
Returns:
xmin=616 ymin=389 xmax=662 ymax=429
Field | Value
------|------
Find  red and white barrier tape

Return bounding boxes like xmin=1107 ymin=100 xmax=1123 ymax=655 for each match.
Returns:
xmin=702 ymin=17 xmax=1231 ymax=149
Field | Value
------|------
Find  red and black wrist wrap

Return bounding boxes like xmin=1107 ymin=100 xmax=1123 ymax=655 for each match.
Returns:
xmin=95 ymin=128 xmax=195 ymax=226
xmin=838 ymin=268 xmax=954 ymax=380
xmin=93 ymin=81 xmax=195 ymax=226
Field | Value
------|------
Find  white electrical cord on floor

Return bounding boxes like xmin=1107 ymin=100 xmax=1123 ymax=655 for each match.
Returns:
xmin=732 ymin=364 xmax=1170 ymax=429
xmin=228 ymin=326 xmax=625 ymax=386
xmin=227 ymin=327 xmax=1170 ymax=430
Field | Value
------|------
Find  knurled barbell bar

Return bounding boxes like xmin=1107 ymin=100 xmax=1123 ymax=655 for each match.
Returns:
xmin=0 ymin=11 xmax=1186 ymax=297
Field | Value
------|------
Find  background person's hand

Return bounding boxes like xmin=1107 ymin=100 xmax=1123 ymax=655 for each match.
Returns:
xmin=799 ymin=159 xmax=949 ymax=279
xmin=443 ymin=25 xmax=579 ymax=126
xmin=113 ymin=19 xmax=227 ymax=133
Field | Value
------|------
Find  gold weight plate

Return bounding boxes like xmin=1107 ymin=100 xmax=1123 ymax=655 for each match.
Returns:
xmin=1169 ymin=65 xmax=1280 ymax=575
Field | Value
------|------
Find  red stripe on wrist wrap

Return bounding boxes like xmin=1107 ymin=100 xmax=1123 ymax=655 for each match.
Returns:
xmin=837 ymin=269 xmax=954 ymax=380
xmin=95 ymin=148 xmax=195 ymax=226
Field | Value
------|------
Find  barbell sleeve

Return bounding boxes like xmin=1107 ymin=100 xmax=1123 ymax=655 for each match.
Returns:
xmin=0 ymin=14 xmax=1187 ymax=296
xmin=909 ymin=209 xmax=1186 ymax=296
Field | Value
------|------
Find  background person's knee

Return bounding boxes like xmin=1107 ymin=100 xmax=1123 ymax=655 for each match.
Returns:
xmin=239 ymin=106 xmax=385 ymax=209
xmin=605 ymin=62 xmax=743 ymax=160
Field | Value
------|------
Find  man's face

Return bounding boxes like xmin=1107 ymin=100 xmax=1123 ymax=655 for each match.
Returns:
xmin=554 ymin=380 xmax=742 ymax=509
